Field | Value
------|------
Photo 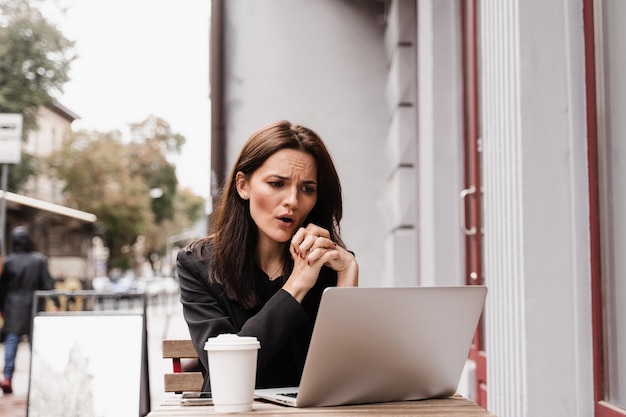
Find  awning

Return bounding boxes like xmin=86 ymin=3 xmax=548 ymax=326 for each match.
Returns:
xmin=1 ymin=191 xmax=97 ymax=223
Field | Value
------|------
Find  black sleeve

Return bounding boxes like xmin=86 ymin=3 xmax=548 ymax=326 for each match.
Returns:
xmin=238 ymin=289 xmax=309 ymax=376
xmin=177 ymin=246 xmax=310 ymax=387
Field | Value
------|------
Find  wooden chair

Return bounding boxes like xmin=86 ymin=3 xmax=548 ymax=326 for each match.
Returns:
xmin=162 ymin=339 xmax=204 ymax=393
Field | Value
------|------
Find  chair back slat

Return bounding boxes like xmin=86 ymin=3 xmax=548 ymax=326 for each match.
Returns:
xmin=162 ymin=339 xmax=203 ymax=393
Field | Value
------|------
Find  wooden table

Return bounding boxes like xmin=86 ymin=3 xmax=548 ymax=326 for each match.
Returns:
xmin=146 ymin=394 xmax=496 ymax=416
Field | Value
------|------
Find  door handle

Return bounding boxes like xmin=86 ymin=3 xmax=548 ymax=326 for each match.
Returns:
xmin=460 ymin=186 xmax=476 ymax=236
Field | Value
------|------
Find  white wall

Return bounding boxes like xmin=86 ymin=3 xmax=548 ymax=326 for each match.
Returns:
xmin=222 ymin=0 xmax=389 ymax=286
xmin=383 ymin=0 xmax=419 ymax=286
xmin=480 ymin=1 xmax=594 ymax=416
xmin=415 ymin=0 xmax=464 ymax=287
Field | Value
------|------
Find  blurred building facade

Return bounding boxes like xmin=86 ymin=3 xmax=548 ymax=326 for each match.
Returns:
xmin=3 ymin=101 xmax=97 ymax=283
xmin=208 ymin=1 xmax=623 ymax=416
xmin=21 ymin=102 xmax=78 ymax=204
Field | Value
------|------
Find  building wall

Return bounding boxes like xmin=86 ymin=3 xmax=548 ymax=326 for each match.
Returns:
xmin=401 ymin=0 xmax=594 ymax=415
xmin=414 ymin=0 xmax=465 ymax=287
xmin=479 ymin=1 xmax=593 ymax=416
xmin=221 ymin=0 xmax=389 ymax=286
xmin=382 ymin=0 xmax=465 ymax=289
xmin=396 ymin=0 xmax=596 ymax=413
xmin=382 ymin=0 xmax=419 ymax=286
xmin=22 ymin=104 xmax=71 ymax=204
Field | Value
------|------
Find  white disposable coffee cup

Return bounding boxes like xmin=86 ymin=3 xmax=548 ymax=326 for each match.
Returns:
xmin=204 ymin=334 xmax=260 ymax=413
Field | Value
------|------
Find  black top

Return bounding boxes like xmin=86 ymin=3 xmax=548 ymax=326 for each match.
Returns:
xmin=176 ymin=240 xmax=338 ymax=391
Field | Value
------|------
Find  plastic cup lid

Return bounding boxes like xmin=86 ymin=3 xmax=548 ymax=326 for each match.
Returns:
xmin=204 ymin=334 xmax=260 ymax=351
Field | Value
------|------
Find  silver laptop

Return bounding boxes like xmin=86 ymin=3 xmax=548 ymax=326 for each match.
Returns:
xmin=254 ymin=285 xmax=487 ymax=407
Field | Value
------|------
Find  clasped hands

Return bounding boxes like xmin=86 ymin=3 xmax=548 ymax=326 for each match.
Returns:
xmin=283 ymin=223 xmax=358 ymax=303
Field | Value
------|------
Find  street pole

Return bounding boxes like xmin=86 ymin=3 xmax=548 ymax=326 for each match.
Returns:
xmin=0 ymin=113 xmax=23 ymax=256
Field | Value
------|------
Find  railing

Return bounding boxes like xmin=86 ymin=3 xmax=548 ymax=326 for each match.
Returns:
xmin=33 ymin=290 xmax=149 ymax=316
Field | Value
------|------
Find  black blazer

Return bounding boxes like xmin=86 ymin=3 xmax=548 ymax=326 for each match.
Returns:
xmin=176 ymin=242 xmax=337 ymax=391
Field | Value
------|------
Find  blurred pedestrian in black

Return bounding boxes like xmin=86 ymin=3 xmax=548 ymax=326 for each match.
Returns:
xmin=0 ymin=226 xmax=59 ymax=394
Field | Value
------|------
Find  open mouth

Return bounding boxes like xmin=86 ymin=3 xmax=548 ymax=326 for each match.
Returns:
xmin=278 ymin=216 xmax=294 ymax=223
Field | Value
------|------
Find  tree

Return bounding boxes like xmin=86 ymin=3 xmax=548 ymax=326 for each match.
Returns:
xmin=0 ymin=0 xmax=75 ymax=191
xmin=49 ymin=129 xmax=154 ymax=270
xmin=47 ymin=117 xmax=204 ymax=272
xmin=142 ymin=186 xmax=206 ymax=273
xmin=128 ymin=116 xmax=185 ymax=223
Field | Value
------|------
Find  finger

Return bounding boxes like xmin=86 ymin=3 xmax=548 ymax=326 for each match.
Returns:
xmin=321 ymin=245 xmax=352 ymax=271
xmin=306 ymin=247 xmax=339 ymax=266
xmin=299 ymin=235 xmax=336 ymax=259
xmin=291 ymin=227 xmax=308 ymax=252
xmin=297 ymin=234 xmax=319 ymax=257
xmin=305 ymin=223 xmax=330 ymax=239
xmin=293 ymin=225 xmax=332 ymax=258
xmin=309 ymin=237 xmax=337 ymax=253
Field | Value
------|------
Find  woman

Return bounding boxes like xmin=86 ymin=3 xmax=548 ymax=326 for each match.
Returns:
xmin=177 ymin=120 xmax=358 ymax=391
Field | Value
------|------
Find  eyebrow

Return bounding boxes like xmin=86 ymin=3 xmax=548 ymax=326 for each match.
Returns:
xmin=269 ymin=174 xmax=317 ymax=185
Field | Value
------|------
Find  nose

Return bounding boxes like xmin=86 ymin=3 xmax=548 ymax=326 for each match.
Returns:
xmin=283 ymin=186 xmax=299 ymax=209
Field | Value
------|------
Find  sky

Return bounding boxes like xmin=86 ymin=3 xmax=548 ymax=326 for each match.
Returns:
xmin=42 ymin=0 xmax=212 ymax=202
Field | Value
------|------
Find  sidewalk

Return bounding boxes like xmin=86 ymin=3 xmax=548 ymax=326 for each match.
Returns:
xmin=0 ymin=291 xmax=191 ymax=417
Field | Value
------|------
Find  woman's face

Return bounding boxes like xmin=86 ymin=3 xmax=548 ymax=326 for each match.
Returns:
xmin=237 ymin=148 xmax=318 ymax=248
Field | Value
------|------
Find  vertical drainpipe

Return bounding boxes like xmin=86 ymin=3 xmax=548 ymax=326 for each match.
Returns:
xmin=209 ymin=0 xmax=225 ymax=232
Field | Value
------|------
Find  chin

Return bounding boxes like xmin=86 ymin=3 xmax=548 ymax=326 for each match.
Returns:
xmin=275 ymin=236 xmax=292 ymax=244
xmin=271 ymin=232 xmax=293 ymax=244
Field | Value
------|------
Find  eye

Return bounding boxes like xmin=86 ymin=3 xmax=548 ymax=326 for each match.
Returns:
xmin=302 ymin=185 xmax=317 ymax=194
xmin=268 ymin=181 xmax=283 ymax=188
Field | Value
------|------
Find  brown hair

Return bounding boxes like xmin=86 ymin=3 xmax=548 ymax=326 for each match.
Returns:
xmin=193 ymin=120 xmax=344 ymax=308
